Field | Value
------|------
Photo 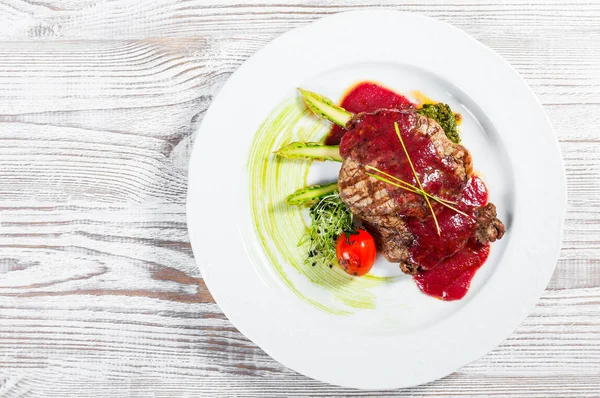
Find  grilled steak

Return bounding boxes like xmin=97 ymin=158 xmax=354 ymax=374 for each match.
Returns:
xmin=338 ymin=109 xmax=504 ymax=274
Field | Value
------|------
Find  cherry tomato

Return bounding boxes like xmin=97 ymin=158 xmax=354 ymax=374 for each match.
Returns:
xmin=336 ymin=229 xmax=377 ymax=276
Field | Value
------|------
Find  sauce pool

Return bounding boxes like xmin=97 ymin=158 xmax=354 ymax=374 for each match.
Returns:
xmin=411 ymin=176 xmax=490 ymax=300
xmin=325 ymin=82 xmax=413 ymax=145
xmin=331 ymin=82 xmax=490 ymax=301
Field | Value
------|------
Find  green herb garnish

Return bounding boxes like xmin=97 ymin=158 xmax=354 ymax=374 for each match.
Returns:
xmin=363 ymin=121 xmax=472 ymax=236
xmin=302 ymin=192 xmax=355 ymax=267
xmin=416 ymin=103 xmax=460 ymax=143
xmin=394 ymin=121 xmax=440 ymax=236
xmin=365 ymin=166 xmax=469 ymax=218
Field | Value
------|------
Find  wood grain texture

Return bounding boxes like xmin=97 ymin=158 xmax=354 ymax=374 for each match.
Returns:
xmin=0 ymin=1 xmax=598 ymax=396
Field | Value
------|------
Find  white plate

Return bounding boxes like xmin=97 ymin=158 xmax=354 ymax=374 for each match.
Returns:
xmin=187 ymin=10 xmax=566 ymax=389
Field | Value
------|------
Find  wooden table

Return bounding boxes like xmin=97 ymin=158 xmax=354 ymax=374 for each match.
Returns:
xmin=0 ymin=1 xmax=597 ymax=396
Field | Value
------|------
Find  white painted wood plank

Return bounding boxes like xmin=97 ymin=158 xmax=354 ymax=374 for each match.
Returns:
xmin=1 ymin=0 xmax=598 ymax=39
xmin=0 ymin=289 xmax=597 ymax=396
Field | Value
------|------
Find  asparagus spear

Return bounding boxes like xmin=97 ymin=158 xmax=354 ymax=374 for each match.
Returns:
xmin=274 ymin=142 xmax=342 ymax=162
xmin=274 ymin=90 xmax=352 ymax=162
xmin=298 ymin=88 xmax=354 ymax=128
xmin=285 ymin=182 xmax=338 ymax=205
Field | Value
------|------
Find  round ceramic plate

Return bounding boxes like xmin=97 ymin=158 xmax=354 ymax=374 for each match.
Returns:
xmin=187 ymin=10 xmax=566 ymax=389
